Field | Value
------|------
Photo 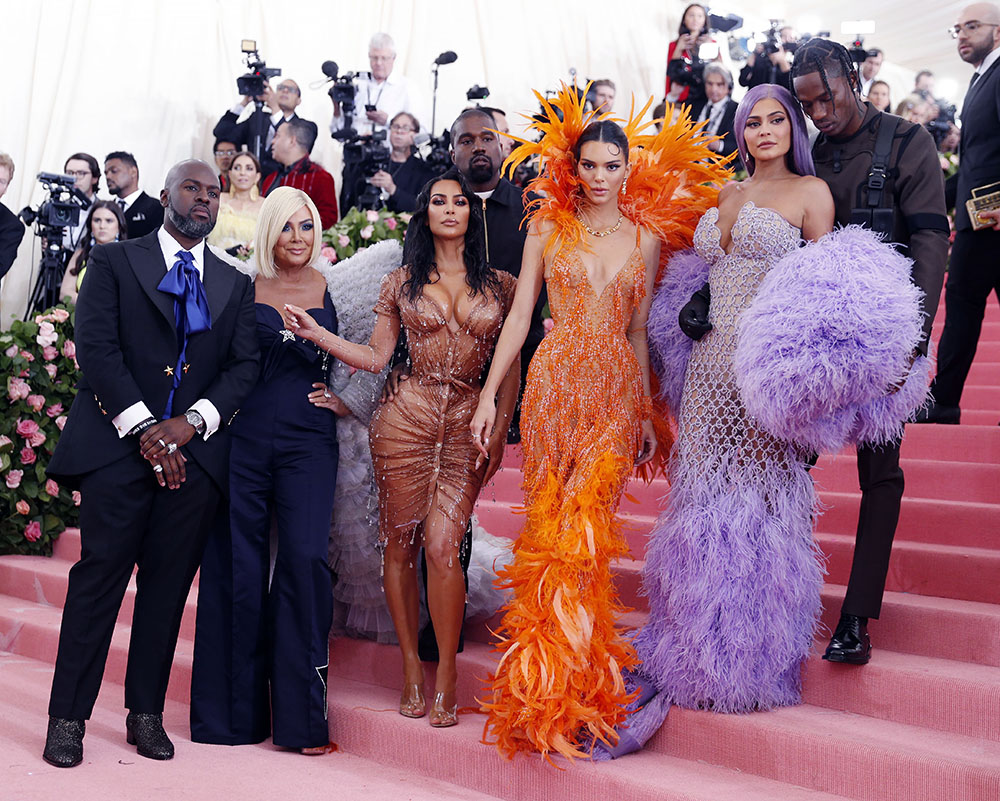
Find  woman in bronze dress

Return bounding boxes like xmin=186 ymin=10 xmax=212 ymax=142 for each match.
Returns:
xmin=284 ymin=169 xmax=521 ymax=728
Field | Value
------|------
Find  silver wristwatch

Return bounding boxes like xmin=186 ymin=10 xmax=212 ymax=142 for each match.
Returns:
xmin=184 ymin=409 xmax=206 ymax=435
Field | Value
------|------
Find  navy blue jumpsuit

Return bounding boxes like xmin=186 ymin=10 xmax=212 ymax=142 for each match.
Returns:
xmin=191 ymin=296 xmax=338 ymax=749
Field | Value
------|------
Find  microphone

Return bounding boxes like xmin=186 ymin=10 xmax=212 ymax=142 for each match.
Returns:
xmin=321 ymin=60 xmax=339 ymax=80
xmin=434 ymin=51 xmax=458 ymax=66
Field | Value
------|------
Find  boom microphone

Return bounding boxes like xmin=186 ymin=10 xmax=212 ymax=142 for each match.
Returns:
xmin=434 ymin=51 xmax=458 ymax=66
xmin=321 ymin=60 xmax=339 ymax=80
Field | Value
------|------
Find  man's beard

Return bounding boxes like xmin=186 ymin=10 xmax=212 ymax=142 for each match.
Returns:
xmin=466 ymin=161 xmax=495 ymax=184
xmin=166 ymin=205 xmax=215 ymax=239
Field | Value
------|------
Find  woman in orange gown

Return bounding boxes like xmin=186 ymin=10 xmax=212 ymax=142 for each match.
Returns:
xmin=470 ymin=87 xmax=729 ymax=760
xmin=285 ymin=170 xmax=520 ymax=728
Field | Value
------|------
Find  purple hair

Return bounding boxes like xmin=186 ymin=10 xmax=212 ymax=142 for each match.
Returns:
xmin=734 ymin=84 xmax=815 ymax=177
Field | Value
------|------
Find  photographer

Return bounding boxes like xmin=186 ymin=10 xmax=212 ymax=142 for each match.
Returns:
xmin=591 ymin=79 xmax=617 ymax=112
xmin=368 ymin=112 xmax=435 ymax=213
xmin=213 ymin=139 xmax=238 ymax=192
xmin=690 ymin=64 xmax=741 ymax=169
xmin=329 ymin=33 xmax=423 ymax=138
xmin=62 ymin=153 xmax=100 ymax=252
xmin=0 ymin=152 xmax=25 ymax=285
xmin=859 ymin=49 xmax=885 ymax=97
xmin=914 ymin=69 xmax=936 ymax=100
xmin=262 ymin=118 xmax=338 ymax=229
xmin=739 ymin=25 xmax=796 ymax=91
xmin=666 ymin=4 xmax=719 ymax=106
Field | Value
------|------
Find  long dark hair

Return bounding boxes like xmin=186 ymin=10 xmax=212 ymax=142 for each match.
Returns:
xmin=678 ymin=3 xmax=709 ymax=37
xmin=400 ymin=168 xmax=499 ymax=303
xmin=70 ymin=200 xmax=128 ymax=275
xmin=574 ymin=119 xmax=630 ymax=163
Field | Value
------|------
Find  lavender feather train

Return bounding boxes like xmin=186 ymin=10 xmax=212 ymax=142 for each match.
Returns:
xmin=734 ymin=226 xmax=931 ymax=453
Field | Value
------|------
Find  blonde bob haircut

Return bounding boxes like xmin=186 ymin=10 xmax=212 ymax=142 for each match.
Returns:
xmin=254 ymin=186 xmax=323 ymax=279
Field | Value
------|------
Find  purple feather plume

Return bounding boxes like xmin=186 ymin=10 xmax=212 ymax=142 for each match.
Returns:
xmin=648 ymin=250 xmax=711 ymax=417
xmin=734 ymin=226 xmax=929 ymax=453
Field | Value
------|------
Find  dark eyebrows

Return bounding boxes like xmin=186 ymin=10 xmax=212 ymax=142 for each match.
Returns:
xmin=579 ymin=157 xmax=623 ymax=166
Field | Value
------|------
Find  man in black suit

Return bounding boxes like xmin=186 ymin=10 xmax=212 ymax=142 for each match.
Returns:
xmin=42 ymin=160 xmax=259 ymax=767
xmin=0 ymin=152 xmax=25 ymax=285
xmin=920 ymin=3 xmax=1000 ymax=423
xmin=690 ymin=64 xmax=741 ymax=170
xmin=213 ymin=79 xmax=316 ymax=180
xmin=105 ymin=151 xmax=164 ymax=239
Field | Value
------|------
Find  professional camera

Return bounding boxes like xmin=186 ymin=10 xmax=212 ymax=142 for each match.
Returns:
xmin=926 ymin=99 xmax=958 ymax=148
xmin=467 ymin=84 xmax=490 ymax=102
xmin=847 ymin=36 xmax=881 ymax=65
xmin=17 ymin=172 xmax=88 ymax=315
xmin=321 ymin=61 xmax=376 ymax=141
xmin=237 ymin=40 xmax=281 ymax=98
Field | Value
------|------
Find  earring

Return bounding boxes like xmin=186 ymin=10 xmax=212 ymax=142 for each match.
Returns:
xmin=620 ymin=177 xmax=628 ymax=195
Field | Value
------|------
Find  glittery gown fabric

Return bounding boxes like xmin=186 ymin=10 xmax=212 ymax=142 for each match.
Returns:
xmin=369 ymin=267 xmax=517 ymax=547
xmin=484 ymin=233 xmax=647 ymax=760
xmin=635 ymin=201 xmax=824 ymax=712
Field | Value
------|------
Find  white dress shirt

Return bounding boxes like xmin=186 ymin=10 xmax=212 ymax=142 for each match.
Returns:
xmin=330 ymin=72 xmax=423 ymax=137
xmin=698 ymin=98 xmax=730 ymax=136
xmin=116 ymin=188 xmax=143 ymax=213
xmin=111 ymin=227 xmax=221 ymax=438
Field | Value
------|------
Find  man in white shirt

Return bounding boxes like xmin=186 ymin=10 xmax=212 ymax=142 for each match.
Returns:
xmin=690 ymin=64 xmax=741 ymax=168
xmin=62 ymin=153 xmax=100 ymax=252
xmin=859 ymin=49 xmax=884 ymax=98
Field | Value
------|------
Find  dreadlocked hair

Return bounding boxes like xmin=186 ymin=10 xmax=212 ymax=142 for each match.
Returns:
xmin=790 ymin=38 xmax=859 ymax=116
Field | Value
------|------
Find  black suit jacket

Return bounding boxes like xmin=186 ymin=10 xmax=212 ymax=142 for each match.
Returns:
xmin=386 ymin=155 xmax=436 ymax=213
xmin=0 ymin=202 xmax=25 ymax=280
xmin=48 ymin=230 xmax=259 ymax=491
xmin=955 ymin=54 xmax=1000 ymax=230
xmin=213 ymin=109 xmax=317 ymax=179
xmin=123 ymin=192 xmax=165 ymax=240
xmin=689 ymin=97 xmax=741 ymax=170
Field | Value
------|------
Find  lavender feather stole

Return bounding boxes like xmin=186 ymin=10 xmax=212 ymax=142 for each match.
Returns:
xmin=734 ymin=226 xmax=932 ymax=453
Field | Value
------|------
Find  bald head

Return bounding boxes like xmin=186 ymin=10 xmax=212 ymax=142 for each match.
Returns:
xmin=957 ymin=3 xmax=1000 ymax=66
xmin=163 ymin=159 xmax=218 ymax=192
xmin=160 ymin=160 xmax=221 ymax=244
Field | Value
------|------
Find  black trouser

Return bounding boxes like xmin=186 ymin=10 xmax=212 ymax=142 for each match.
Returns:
xmin=931 ymin=227 xmax=1000 ymax=408
xmin=841 ymin=439 xmax=904 ymax=620
xmin=48 ymin=451 xmax=220 ymax=719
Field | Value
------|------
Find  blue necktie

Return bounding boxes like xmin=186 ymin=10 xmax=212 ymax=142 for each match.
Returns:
xmin=157 ymin=250 xmax=212 ymax=418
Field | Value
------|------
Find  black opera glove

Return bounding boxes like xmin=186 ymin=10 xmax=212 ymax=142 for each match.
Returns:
xmin=679 ymin=282 xmax=713 ymax=341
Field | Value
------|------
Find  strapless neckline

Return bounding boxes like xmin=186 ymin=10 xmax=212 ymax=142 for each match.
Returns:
xmin=705 ymin=201 xmax=801 ymax=259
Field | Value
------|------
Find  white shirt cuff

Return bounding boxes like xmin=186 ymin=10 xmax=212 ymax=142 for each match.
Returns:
xmin=189 ymin=399 xmax=221 ymax=440
xmin=230 ymin=102 xmax=245 ymax=115
xmin=112 ymin=401 xmax=154 ymax=438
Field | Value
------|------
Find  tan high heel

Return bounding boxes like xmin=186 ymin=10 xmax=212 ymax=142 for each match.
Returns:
xmin=429 ymin=692 xmax=458 ymax=728
xmin=399 ymin=683 xmax=426 ymax=718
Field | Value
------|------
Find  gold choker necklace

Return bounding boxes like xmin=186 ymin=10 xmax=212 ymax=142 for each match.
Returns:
xmin=578 ymin=213 xmax=623 ymax=237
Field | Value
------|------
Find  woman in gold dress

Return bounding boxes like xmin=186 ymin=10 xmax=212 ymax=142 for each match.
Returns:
xmin=284 ymin=169 xmax=521 ymax=728
xmin=208 ymin=152 xmax=264 ymax=254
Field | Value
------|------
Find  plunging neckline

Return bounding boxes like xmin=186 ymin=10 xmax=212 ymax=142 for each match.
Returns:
xmin=707 ymin=201 xmax=801 ymax=258
xmin=420 ymin=288 xmax=489 ymax=335
xmin=573 ymin=244 xmax=640 ymax=300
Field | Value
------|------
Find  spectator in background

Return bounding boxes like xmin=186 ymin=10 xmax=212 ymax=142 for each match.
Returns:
xmin=264 ymin=118 xmax=338 ymax=229
xmin=104 ymin=151 xmax=163 ymax=239
xmin=667 ymin=4 xmax=718 ymax=106
xmin=591 ymin=79 xmax=617 ymax=112
xmin=63 ymin=153 xmax=101 ymax=252
xmin=213 ymin=139 xmax=238 ymax=193
xmin=867 ymin=80 xmax=892 ymax=112
xmin=652 ymin=98 xmax=668 ymax=132
xmin=0 ymin=151 xmax=25 ymax=285
xmin=895 ymin=94 xmax=933 ymax=123
xmin=214 ymin=80 xmax=315 ymax=180
xmin=939 ymin=122 xmax=961 ymax=153
xmin=690 ymin=64 xmax=741 ymax=169
xmin=369 ymin=111 xmax=435 ymax=213
xmin=209 ymin=152 xmax=265 ymax=254
xmin=914 ymin=69 xmax=936 ymax=99
xmin=59 ymin=200 xmax=127 ymax=303
xmin=739 ymin=25 xmax=797 ymax=92
xmin=859 ymin=48 xmax=884 ymax=97
xmin=482 ymin=106 xmax=516 ymax=160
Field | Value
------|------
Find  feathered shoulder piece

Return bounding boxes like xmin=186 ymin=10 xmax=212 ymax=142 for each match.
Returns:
xmin=503 ymin=82 xmax=733 ymax=261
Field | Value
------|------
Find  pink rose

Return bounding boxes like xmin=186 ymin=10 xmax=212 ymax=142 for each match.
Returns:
xmin=0 ymin=434 xmax=11 ymax=448
xmin=8 ymin=377 xmax=31 ymax=401
xmin=15 ymin=500 xmax=30 ymax=515
xmin=62 ymin=340 xmax=76 ymax=359
xmin=5 ymin=469 xmax=23 ymax=489
xmin=29 ymin=430 xmax=46 ymax=448
xmin=366 ymin=209 xmax=380 ymax=222
xmin=55 ymin=415 xmax=68 ymax=430
xmin=542 ymin=317 xmax=555 ymax=334
xmin=16 ymin=419 xmax=40 ymax=439
xmin=4 ymin=344 xmax=17 ymax=358
xmin=36 ymin=321 xmax=58 ymax=347
xmin=42 ymin=345 xmax=59 ymax=361
xmin=50 ymin=308 xmax=70 ymax=323
xmin=24 ymin=521 xmax=42 ymax=542
xmin=44 ymin=364 xmax=58 ymax=379
xmin=27 ymin=394 xmax=46 ymax=412
xmin=19 ymin=349 xmax=34 ymax=362
xmin=20 ymin=446 xmax=36 ymax=465
xmin=45 ymin=479 xmax=59 ymax=497
xmin=320 ymin=246 xmax=338 ymax=263
xmin=385 ymin=217 xmax=397 ymax=230
xmin=337 ymin=234 xmax=351 ymax=248
xmin=72 ymin=490 xmax=81 ymax=507
xmin=34 ymin=313 xmax=51 ymax=325
xmin=46 ymin=403 xmax=64 ymax=417
xmin=360 ymin=225 xmax=374 ymax=240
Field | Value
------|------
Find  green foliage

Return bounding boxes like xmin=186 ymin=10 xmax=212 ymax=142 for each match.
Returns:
xmin=321 ymin=206 xmax=409 ymax=261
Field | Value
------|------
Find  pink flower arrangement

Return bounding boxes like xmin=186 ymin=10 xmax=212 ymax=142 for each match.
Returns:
xmin=50 ymin=308 xmax=70 ymax=323
xmin=5 ymin=469 xmax=23 ymax=489
xmin=42 ymin=345 xmax=59 ymax=361
xmin=16 ymin=419 xmax=40 ymax=439
xmin=20 ymin=349 xmax=35 ymax=362
xmin=4 ymin=345 xmax=17 ymax=358
xmin=44 ymin=364 xmax=58 ymax=379
xmin=542 ymin=317 xmax=555 ymax=334
xmin=8 ymin=377 xmax=31 ymax=401
xmin=24 ymin=521 xmax=42 ymax=542
xmin=46 ymin=403 xmax=64 ymax=418
xmin=55 ymin=415 xmax=68 ymax=430
xmin=72 ymin=491 xmax=81 ymax=506
xmin=45 ymin=479 xmax=60 ymax=497
xmin=29 ymin=430 xmax=46 ymax=448
xmin=338 ymin=234 xmax=351 ymax=248
xmin=365 ymin=209 xmax=380 ymax=222
xmin=15 ymin=500 xmax=30 ymax=515
xmin=36 ymin=321 xmax=58 ymax=347
xmin=27 ymin=394 xmax=46 ymax=412
xmin=20 ymin=446 xmax=36 ymax=465
xmin=62 ymin=340 xmax=76 ymax=359
xmin=360 ymin=225 xmax=374 ymax=240
xmin=0 ymin=434 xmax=11 ymax=448
xmin=385 ymin=217 xmax=397 ymax=231
xmin=320 ymin=246 xmax=338 ymax=263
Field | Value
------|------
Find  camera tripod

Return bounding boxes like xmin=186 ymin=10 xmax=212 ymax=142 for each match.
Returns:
xmin=25 ymin=230 xmax=69 ymax=317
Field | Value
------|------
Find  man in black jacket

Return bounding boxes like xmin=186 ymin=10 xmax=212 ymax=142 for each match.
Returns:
xmin=920 ymin=3 xmax=1000 ymax=423
xmin=0 ymin=152 xmax=25 ymax=285
xmin=42 ymin=160 xmax=259 ymax=768
xmin=105 ymin=151 xmax=164 ymax=239
xmin=689 ymin=64 xmax=742 ymax=170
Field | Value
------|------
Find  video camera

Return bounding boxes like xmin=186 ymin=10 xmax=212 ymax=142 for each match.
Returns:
xmin=926 ymin=99 xmax=958 ymax=148
xmin=237 ymin=40 xmax=281 ymax=98
xmin=847 ymin=36 xmax=881 ymax=65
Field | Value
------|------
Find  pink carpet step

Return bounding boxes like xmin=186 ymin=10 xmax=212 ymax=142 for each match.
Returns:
xmin=326 ymin=676 xmax=853 ymax=801
xmin=0 ymin=651 xmax=502 ymax=801
xmin=958 ymin=384 xmax=1000 ymax=410
xmin=896 ymin=423 xmax=1000 ymax=463
xmin=956 ymin=408 xmax=1000 ymax=425
xmin=812 ymin=455 xmax=1000 ymax=503
xmin=968 ymin=360 xmax=1000 ymax=385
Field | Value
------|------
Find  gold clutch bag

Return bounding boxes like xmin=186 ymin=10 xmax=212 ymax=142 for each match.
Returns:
xmin=967 ymin=182 xmax=1000 ymax=230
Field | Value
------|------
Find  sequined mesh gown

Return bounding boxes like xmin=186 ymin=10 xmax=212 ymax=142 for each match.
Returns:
xmin=485 ymin=231 xmax=648 ymax=760
xmin=635 ymin=201 xmax=824 ymax=712
xmin=369 ymin=267 xmax=516 ymax=547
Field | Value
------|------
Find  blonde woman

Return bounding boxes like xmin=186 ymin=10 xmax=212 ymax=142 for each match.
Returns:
xmin=191 ymin=187 xmax=338 ymax=754
xmin=207 ymin=151 xmax=265 ymax=254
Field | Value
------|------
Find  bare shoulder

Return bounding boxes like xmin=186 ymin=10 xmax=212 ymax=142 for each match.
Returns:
xmin=527 ymin=217 xmax=556 ymax=241
xmin=637 ymin=224 xmax=661 ymax=261
xmin=793 ymin=175 xmax=833 ymax=204
xmin=718 ymin=181 xmax=740 ymax=204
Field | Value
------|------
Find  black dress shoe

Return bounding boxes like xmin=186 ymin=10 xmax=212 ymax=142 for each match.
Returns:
xmin=43 ymin=716 xmax=85 ymax=768
xmin=912 ymin=401 xmax=960 ymax=424
xmin=126 ymin=712 xmax=174 ymax=760
xmin=823 ymin=613 xmax=872 ymax=665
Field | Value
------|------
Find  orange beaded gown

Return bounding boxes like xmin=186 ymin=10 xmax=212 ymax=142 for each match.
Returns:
xmin=483 ymin=229 xmax=648 ymax=759
xmin=369 ymin=267 xmax=517 ymax=547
